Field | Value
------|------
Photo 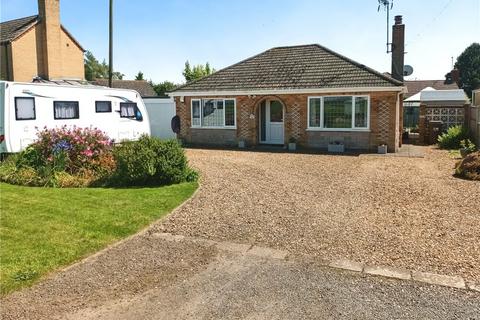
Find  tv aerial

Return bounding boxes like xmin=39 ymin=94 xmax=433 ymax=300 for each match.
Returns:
xmin=378 ymin=0 xmax=394 ymax=53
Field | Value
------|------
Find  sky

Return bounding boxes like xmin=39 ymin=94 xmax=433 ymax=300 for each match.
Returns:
xmin=1 ymin=0 xmax=479 ymax=84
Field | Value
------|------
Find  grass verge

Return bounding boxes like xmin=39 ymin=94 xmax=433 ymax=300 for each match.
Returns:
xmin=0 ymin=182 xmax=197 ymax=294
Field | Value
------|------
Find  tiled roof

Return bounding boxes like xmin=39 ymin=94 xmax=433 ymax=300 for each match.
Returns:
xmin=172 ymin=44 xmax=403 ymax=93
xmin=93 ymin=79 xmax=157 ymax=97
xmin=405 ymin=80 xmax=459 ymax=98
xmin=0 ymin=15 xmax=39 ymax=44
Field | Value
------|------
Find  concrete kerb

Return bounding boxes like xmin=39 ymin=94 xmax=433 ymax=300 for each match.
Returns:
xmin=152 ymin=234 xmax=476 ymax=292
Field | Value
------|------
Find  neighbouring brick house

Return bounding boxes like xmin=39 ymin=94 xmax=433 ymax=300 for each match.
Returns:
xmin=0 ymin=0 xmax=84 ymax=82
xmin=170 ymin=44 xmax=406 ymax=152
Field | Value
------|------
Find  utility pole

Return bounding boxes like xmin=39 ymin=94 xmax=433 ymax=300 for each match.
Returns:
xmin=108 ymin=0 xmax=113 ymax=88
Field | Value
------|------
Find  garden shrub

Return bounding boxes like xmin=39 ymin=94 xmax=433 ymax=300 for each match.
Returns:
xmin=437 ymin=125 xmax=471 ymax=149
xmin=110 ymin=135 xmax=197 ymax=186
xmin=0 ymin=129 xmax=197 ymax=188
xmin=0 ymin=126 xmax=115 ymax=187
xmin=455 ymin=151 xmax=480 ymax=181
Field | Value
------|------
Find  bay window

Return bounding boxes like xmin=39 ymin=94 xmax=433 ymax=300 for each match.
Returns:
xmin=308 ymin=95 xmax=369 ymax=130
xmin=191 ymin=98 xmax=236 ymax=128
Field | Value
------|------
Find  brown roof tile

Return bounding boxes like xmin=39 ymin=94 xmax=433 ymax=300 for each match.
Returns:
xmin=172 ymin=44 xmax=403 ymax=93
xmin=405 ymin=80 xmax=459 ymax=98
xmin=0 ymin=15 xmax=39 ymax=44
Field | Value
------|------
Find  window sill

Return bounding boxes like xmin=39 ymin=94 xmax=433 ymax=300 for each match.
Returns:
xmin=191 ymin=126 xmax=237 ymax=130
xmin=306 ymin=128 xmax=370 ymax=132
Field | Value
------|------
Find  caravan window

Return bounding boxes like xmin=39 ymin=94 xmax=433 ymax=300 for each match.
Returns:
xmin=120 ymin=102 xmax=137 ymax=118
xmin=54 ymin=101 xmax=79 ymax=119
xmin=15 ymin=97 xmax=36 ymax=120
xmin=95 ymin=101 xmax=112 ymax=113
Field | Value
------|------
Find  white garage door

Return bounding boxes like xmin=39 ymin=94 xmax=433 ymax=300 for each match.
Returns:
xmin=143 ymin=98 xmax=176 ymax=139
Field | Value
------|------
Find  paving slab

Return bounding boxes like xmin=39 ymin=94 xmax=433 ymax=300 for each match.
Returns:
xmin=466 ymin=282 xmax=480 ymax=293
xmin=412 ymin=271 xmax=466 ymax=289
xmin=328 ymin=259 xmax=364 ymax=272
xmin=364 ymin=265 xmax=411 ymax=280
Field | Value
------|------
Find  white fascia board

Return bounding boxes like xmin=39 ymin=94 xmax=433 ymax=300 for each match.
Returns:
xmin=168 ymin=86 xmax=406 ymax=97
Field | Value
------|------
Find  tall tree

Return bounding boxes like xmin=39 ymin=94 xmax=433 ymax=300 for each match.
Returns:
xmin=150 ymin=80 xmax=178 ymax=97
xmin=84 ymin=50 xmax=124 ymax=81
xmin=135 ymin=71 xmax=145 ymax=80
xmin=182 ymin=61 xmax=215 ymax=82
xmin=455 ymin=43 xmax=480 ymax=97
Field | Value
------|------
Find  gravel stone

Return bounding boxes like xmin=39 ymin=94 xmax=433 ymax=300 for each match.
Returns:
xmin=157 ymin=147 xmax=480 ymax=283
xmin=246 ymin=245 xmax=288 ymax=259
xmin=216 ymin=241 xmax=251 ymax=253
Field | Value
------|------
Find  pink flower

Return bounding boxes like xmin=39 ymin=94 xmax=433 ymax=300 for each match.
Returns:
xmin=82 ymin=149 xmax=94 ymax=157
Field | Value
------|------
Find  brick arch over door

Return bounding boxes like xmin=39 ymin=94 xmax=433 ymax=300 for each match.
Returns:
xmin=253 ymin=95 xmax=289 ymax=145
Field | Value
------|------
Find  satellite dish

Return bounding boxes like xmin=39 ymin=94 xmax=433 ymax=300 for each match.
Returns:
xmin=403 ymin=65 xmax=414 ymax=76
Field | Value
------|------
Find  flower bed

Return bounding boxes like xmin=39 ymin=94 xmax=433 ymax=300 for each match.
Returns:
xmin=0 ymin=127 xmax=197 ymax=187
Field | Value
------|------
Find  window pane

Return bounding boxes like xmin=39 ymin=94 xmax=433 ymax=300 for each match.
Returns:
xmin=202 ymin=99 xmax=224 ymax=127
xmin=309 ymin=98 xmax=321 ymax=127
xmin=192 ymin=100 xmax=201 ymax=126
xmin=15 ymin=98 xmax=35 ymax=120
xmin=54 ymin=101 xmax=79 ymax=119
xmin=323 ymin=96 xmax=352 ymax=128
xmin=354 ymin=97 xmax=368 ymax=128
xmin=225 ymin=99 xmax=235 ymax=126
xmin=270 ymin=101 xmax=283 ymax=122
xmin=96 ymin=101 xmax=112 ymax=113
xmin=120 ymin=103 xmax=137 ymax=118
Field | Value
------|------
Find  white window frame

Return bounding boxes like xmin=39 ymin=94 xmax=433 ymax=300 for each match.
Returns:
xmin=191 ymin=99 xmax=201 ymax=127
xmin=191 ymin=98 xmax=236 ymax=129
xmin=307 ymin=95 xmax=370 ymax=131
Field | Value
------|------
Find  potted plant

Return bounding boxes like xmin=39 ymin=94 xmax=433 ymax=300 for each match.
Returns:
xmin=378 ymin=144 xmax=388 ymax=154
xmin=288 ymin=137 xmax=297 ymax=151
xmin=460 ymin=139 xmax=476 ymax=158
xmin=328 ymin=141 xmax=344 ymax=153
xmin=238 ymin=139 xmax=246 ymax=148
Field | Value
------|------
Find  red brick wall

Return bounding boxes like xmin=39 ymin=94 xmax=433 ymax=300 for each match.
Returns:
xmin=175 ymin=90 xmax=401 ymax=152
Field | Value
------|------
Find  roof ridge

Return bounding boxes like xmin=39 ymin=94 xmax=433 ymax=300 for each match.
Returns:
xmin=0 ymin=14 xmax=38 ymax=26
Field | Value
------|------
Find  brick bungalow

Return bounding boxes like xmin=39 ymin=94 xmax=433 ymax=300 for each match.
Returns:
xmin=170 ymin=43 xmax=407 ymax=152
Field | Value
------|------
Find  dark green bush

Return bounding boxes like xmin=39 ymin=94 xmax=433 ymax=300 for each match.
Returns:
xmin=437 ymin=125 xmax=471 ymax=149
xmin=110 ymin=136 xmax=197 ymax=186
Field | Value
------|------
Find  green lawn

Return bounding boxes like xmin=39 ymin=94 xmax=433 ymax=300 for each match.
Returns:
xmin=0 ymin=182 xmax=197 ymax=295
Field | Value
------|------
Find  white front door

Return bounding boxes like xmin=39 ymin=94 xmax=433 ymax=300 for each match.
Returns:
xmin=260 ymin=100 xmax=284 ymax=144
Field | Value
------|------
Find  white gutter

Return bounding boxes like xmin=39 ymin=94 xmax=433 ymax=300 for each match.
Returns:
xmin=168 ymin=86 xmax=407 ymax=97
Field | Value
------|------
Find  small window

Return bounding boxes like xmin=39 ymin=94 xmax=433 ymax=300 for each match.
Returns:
xmin=120 ymin=102 xmax=137 ymax=118
xmin=54 ymin=101 xmax=79 ymax=120
xmin=192 ymin=100 xmax=201 ymax=126
xmin=95 ymin=101 xmax=112 ymax=113
xmin=15 ymin=97 xmax=36 ymax=120
xmin=225 ymin=99 xmax=235 ymax=126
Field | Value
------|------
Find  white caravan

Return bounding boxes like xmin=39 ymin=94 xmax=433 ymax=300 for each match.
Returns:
xmin=0 ymin=81 xmax=150 ymax=153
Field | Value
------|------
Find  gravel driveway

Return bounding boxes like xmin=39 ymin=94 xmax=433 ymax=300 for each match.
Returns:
xmin=156 ymin=147 xmax=480 ymax=283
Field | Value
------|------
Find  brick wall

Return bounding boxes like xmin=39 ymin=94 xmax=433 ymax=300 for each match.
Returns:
xmin=176 ymin=90 xmax=401 ymax=152
xmin=10 ymin=28 xmax=39 ymax=82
